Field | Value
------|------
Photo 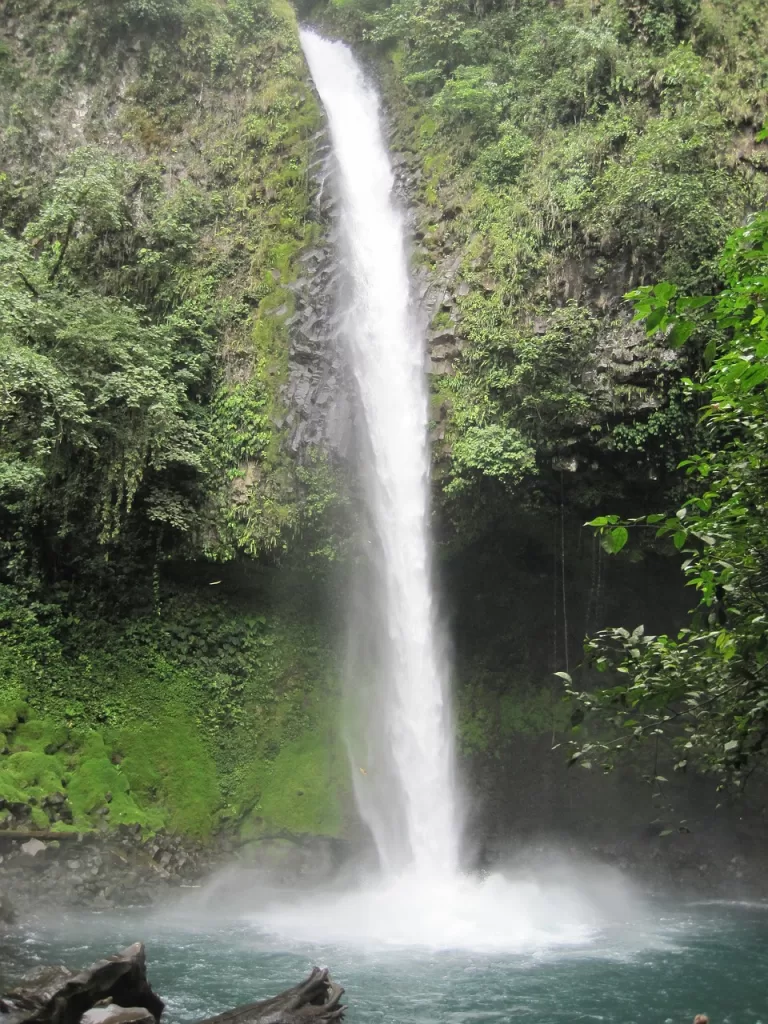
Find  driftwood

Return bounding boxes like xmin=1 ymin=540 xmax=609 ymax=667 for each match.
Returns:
xmin=1 ymin=944 xmax=344 ymax=1024
xmin=0 ymin=943 xmax=164 ymax=1024
xmin=0 ymin=832 xmax=80 ymax=842
xmin=198 ymin=968 xmax=345 ymax=1024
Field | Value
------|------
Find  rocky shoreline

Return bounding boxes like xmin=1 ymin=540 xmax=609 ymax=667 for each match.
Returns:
xmin=0 ymin=828 xmax=222 ymax=917
xmin=1 ymin=821 xmax=766 ymax=928
xmin=0 ymin=828 xmax=352 ymax=921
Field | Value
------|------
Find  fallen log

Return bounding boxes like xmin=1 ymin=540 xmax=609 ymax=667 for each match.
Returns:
xmin=0 ymin=942 xmax=164 ymax=1024
xmin=197 ymin=968 xmax=345 ymax=1024
xmin=0 ymin=833 xmax=81 ymax=842
xmin=1 ymin=946 xmax=345 ymax=1024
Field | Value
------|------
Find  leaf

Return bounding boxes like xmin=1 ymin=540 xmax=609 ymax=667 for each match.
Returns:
xmin=678 ymin=295 xmax=714 ymax=311
xmin=554 ymin=671 xmax=572 ymax=683
xmin=607 ymin=526 xmax=629 ymax=553
xmin=645 ymin=308 xmax=666 ymax=333
xmin=654 ymin=282 xmax=676 ymax=302
xmin=658 ymin=829 xmax=674 ymax=837
xmin=723 ymin=740 xmax=739 ymax=752
xmin=673 ymin=531 xmax=688 ymax=550
xmin=667 ymin=320 xmax=694 ymax=348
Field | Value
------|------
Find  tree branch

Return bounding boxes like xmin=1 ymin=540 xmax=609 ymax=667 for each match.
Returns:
xmin=18 ymin=271 xmax=39 ymax=298
xmin=48 ymin=217 xmax=75 ymax=282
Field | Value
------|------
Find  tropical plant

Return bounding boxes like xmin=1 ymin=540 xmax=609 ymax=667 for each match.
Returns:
xmin=564 ymin=203 xmax=768 ymax=788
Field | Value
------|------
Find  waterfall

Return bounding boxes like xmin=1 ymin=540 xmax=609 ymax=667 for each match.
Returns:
xmin=300 ymin=30 xmax=460 ymax=878
xmin=234 ymin=31 xmax=646 ymax=950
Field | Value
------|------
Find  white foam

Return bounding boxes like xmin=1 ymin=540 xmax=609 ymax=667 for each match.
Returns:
xmin=245 ymin=862 xmax=647 ymax=953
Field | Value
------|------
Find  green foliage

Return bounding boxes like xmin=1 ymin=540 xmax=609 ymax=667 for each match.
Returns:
xmin=433 ymin=66 xmax=503 ymax=141
xmin=0 ymin=580 xmax=344 ymax=837
xmin=477 ymin=125 xmax=533 ymax=187
xmin=458 ymin=679 xmax=570 ymax=755
xmin=320 ymin=0 xmax=768 ymax=535
xmin=0 ymin=0 xmax=340 ymax=595
xmin=0 ymin=156 xmax=212 ymax=565
xmin=569 ymin=210 xmax=768 ymax=786
xmin=618 ymin=0 xmax=700 ymax=47
xmin=449 ymin=424 xmax=536 ymax=491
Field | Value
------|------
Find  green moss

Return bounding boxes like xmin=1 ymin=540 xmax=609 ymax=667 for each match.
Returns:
xmin=116 ymin=716 xmax=221 ymax=837
xmin=30 ymin=806 xmax=48 ymax=829
xmin=10 ymin=718 xmax=68 ymax=754
xmin=499 ymin=688 xmax=570 ymax=736
xmin=0 ymin=699 xmax=29 ymax=734
xmin=458 ymin=679 xmax=570 ymax=756
xmin=0 ymin=749 xmax=65 ymax=803
xmin=253 ymin=724 xmax=344 ymax=835
xmin=66 ymin=733 xmax=132 ymax=818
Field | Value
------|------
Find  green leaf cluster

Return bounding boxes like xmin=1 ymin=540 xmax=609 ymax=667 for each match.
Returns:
xmin=570 ymin=209 xmax=768 ymax=785
xmin=319 ymin=0 xmax=768 ymax=537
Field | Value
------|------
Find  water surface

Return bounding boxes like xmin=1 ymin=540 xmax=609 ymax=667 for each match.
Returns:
xmin=3 ymin=901 xmax=767 ymax=1024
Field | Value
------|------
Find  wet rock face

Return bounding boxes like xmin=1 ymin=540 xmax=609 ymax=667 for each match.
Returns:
xmin=389 ymin=144 xmax=467 ymax=378
xmin=282 ymin=131 xmax=353 ymax=461
xmin=0 ymin=829 xmax=351 ymax=919
xmin=0 ymin=828 xmax=216 ymax=915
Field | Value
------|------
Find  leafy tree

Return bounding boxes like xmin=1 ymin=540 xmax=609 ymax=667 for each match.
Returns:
xmin=0 ymin=148 xmax=214 ymax=590
xmin=565 ymin=205 xmax=768 ymax=788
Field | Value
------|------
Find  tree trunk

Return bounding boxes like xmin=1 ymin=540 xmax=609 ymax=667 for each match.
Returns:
xmin=197 ymin=968 xmax=345 ymax=1024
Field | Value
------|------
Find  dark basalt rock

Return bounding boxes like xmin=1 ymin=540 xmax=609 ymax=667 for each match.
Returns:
xmin=0 ymin=942 xmax=164 ymax=1024
xmin=283 ymin=127 xmax=353 ymax=461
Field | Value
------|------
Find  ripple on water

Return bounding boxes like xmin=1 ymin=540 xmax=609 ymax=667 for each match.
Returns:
xmin=1 ymin=899 xmax=768 ymax=1024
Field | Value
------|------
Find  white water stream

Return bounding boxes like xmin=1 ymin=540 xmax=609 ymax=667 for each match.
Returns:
xmin=300 ymin=29 xmax=459 ymax=879
xmin=240 ymin=29 xmax=648 ymax=950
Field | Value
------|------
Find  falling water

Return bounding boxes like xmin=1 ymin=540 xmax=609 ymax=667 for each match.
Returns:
xmin=300 ymin=30 xmax=459 ymax=878
xmin=278 ymin=31 xmax=646 ymax=949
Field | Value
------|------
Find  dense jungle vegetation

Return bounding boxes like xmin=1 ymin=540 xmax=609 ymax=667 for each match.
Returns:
xmin=570 ymin=206 xmax=768 ymax=791
xmin=313 ymin=0 xmax=768 ymax=535
xmin=0 ymin=0 xmax=766 ymax=838
xmin=0 ymin=0 xmax=346 ymax=836
xmin=307 ymin=0 xmax=768 ymax=790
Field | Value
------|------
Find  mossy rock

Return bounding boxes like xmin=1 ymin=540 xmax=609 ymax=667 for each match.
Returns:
xmin=115 ymin=713 xmax=221 ymax=836
xmin=0 ymin=700 xmax=29 ymax=734
xmin=0 ymin=749 xmax=66 ymax=804
xmin=10 ymin=717 xmax=69 ymax=755
xmin=242 ymin=731 xmax=344 ymax=838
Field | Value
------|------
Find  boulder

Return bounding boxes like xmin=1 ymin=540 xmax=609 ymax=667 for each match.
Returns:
xmin=20 ymin=839 xmax=46 ymax=858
